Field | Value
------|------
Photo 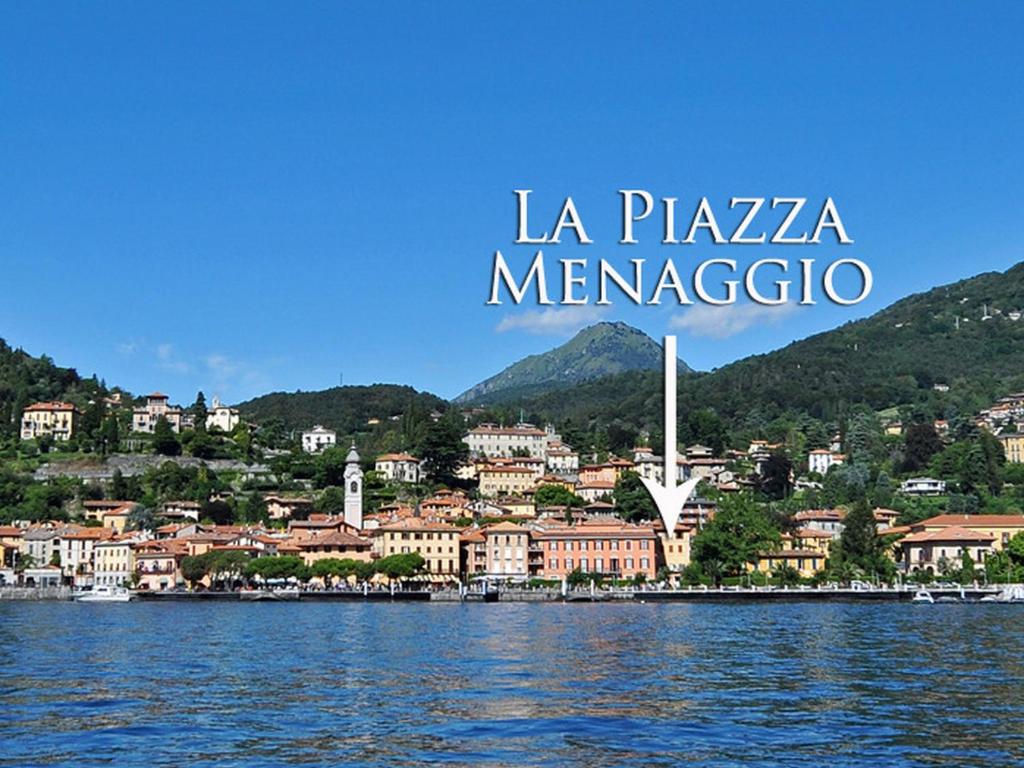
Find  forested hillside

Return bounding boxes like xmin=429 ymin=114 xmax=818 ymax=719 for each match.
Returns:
xmin=487 ymin=262 xmax=1024 ymax=452
xmin=0 ymin=339 xmax=110 ymax=437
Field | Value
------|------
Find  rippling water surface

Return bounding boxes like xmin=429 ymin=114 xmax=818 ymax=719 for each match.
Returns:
xmin=1 ymin=601 xmax=1023 ymax=766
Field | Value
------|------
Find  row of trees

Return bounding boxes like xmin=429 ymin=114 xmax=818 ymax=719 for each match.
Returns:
xmin=180 ymin=552 xmax=427 ymax=589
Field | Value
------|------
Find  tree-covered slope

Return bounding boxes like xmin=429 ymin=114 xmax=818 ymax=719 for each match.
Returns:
xmin=0 ymin=338 xmax=110 ymax=436
xmin=504 ymin=262 xmax=1024 ymax=431
xmin=455 ymin=321 xmax=690 ymax=404
xmin=236 ymin=384 xmax=448 ymax=434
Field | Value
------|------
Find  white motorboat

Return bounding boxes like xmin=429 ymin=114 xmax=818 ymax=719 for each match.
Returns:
xmin=911 ymin=589 xmax=935 ymax=604
xmin=75 ymin=585 xmax=134 ymax=603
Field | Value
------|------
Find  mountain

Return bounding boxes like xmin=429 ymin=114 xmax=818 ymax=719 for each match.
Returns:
xmin=496 ymin=262 xmax=1024 ymax=435
xmin=236 ymin=384 xmax=447 ymax=435
xmin=454 ymin=321 xmax=691 ymax=404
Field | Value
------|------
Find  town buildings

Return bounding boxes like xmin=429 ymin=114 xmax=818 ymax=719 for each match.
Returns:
xmin=808 ymin=449 xmax=845 ymax=475
xmin=20 ymin=401 xmax=79 ymax=442
xmin=531 ymin=519 xmax=658 ymax=580
xmin=133 ymin=393 xmax=187 ymax=433
xmin=478 ymin=466 xmax=535 ymax=498
xmin=900 ymin=477 xmax=947 ymax=496
xmin=206 ymin=396 xmax=240 ymax=432
xmin=464 ymin=423 xmax=547 ymax=459
xmin=375 ymin=453 xmax=422 ymax=483
xmin=374 ymin=518 xmax=460 ymax=579
xmin=301 ymin=425 xmax=336 ymax=454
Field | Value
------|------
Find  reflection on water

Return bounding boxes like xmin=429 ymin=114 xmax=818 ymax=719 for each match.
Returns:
xmin=1 ymin=602 xmax=1023 ymax=766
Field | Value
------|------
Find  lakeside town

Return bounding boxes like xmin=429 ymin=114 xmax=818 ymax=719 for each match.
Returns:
xmin=3 ymin=387 xmax=1024 ymax=600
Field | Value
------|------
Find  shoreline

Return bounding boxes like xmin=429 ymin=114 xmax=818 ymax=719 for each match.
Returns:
xmin=2 ymin=586 xmax=1017 ymax=603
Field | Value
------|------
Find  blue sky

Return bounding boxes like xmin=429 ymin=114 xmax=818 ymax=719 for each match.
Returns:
xmin=2 ymin=3 xmax=1022 ymax=404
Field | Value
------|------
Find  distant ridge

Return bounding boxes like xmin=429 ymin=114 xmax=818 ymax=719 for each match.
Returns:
xmin=454 ymin=321 xmax=691 ymax=405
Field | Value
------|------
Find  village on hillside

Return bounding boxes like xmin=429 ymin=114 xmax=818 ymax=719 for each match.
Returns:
xmin=4 ymin=386 xmax=1024 ymax=595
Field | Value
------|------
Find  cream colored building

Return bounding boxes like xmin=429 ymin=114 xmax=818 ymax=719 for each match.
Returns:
xmin=478 ymin=466 xmax=535 ymax=498
xmin=206 ymin=396 xmax=240 ymax=432
xmin=480 ymin=521 xmax=530 ymax=578
xmin=60 ymin=528 xmax=114 ymax=586
xmin=998 ymin=433 xmax=1024 ymax=464
xmin=375 ymin=518 xmax=460 ymax=577
xmin=296 ymin=530 xmax=373 ymax=567
xmin=375 ymin=453 xmax=422 ymax=483
xmin=21 ymin=401 xmax=79 ymax=442
xmin=464 ymin=423 xmax=547 ymax=459
xmin=94 ymin=537 xmax=136 ymax=587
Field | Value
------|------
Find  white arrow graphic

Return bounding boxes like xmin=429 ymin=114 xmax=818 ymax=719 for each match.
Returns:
xmin=640 ymin=335 xmax=701 ymax=538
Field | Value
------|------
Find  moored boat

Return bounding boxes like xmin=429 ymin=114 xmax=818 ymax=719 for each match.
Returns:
xmin=75 ymin=585 xmax=134 ymax=603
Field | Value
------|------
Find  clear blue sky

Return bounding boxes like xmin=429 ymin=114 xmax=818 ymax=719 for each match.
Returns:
xmin=2 ymin=3 xmax=1022 ymax=404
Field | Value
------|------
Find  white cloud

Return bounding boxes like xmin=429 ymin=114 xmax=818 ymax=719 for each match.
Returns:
xmin=155 ymin=343 xmax=191 ymax=374
xmin=670 ymin=302 xmax=800 ymax=339
xmin=495 ymin=306 xmax=610 ymax=335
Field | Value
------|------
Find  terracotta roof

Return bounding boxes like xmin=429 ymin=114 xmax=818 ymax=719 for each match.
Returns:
xmin=917 ymin=514 xmax=1024 ymax=528
xmin=379 ymin=518 xmax=459 ymax=533
xmin=483 ymin=521 xmax=529 ymax=534
xmin=24 ymin=401 xmax=77 ymax=412
xmin=376 ymin=453 xmax=420 ymax=463
xmin=468 ymin=424 xmax=546 ymax=437
xmin=794 ymin=509 xmax=846 ymax=521
xmin=902 ymin=526 xmax=996 ymax=544
xmin=298 ymin=530 xmax=371 ymax=548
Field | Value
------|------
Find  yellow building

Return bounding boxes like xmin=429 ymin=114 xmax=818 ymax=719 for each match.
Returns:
xmin=658 ymin=524 xmax=694 ymax=577
xmin=899 ymin=514 xmax=1024 ymax=572
xmin=375 ymin=518 xmax=460 ymax=578
xmin=296 ymin=530 xmax=373 ymax=567
xmin=94 ymin=537 xmax=136 ymax=587
xmin=21 ymin=401 xmax=79 ymax=442
xmin=998 ymin=433 xmax=1024 ymax=463
xmin=755 ymin=528 xmax=832 ymax=578
xmin=478 ymin=466 xmax=535 ymax=498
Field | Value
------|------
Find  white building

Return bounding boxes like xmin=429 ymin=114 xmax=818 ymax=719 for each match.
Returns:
xmin=375 ymin=453 xmax=421 ymax=483
xmin=546 ymin=446 xmax=580 ymax=473
xmin=464 ymin=423 xmax=547 ymax=459
xmin=133 ymin=393 xmax=186 ymax=433
xmin=901 ymin=477 xmax=947 ymax=496
xmin=206 ymin=396 xmax=240 ymax=432
xmin=302 ymin=425 xmax=337 ymax=454
xmin=808 ymin=449 xmax=846 ymax=476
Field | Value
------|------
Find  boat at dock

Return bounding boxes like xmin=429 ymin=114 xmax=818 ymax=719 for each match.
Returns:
xmin=75 ymin=585 xmax=134 ymax=603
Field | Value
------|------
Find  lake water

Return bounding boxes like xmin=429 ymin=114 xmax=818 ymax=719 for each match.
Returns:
xmin=1 ymin=601 xmax=1023 ymax=767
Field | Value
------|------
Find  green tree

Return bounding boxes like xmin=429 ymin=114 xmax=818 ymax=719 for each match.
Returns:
xmin=757 ymin=451 xmax=793 ymax=501
xmin=613 ymin=471 xmax=657 ymax=522
xmin=192 ymin=391 xmax=208 ymax=433
xmin=201 ymin=499 xmax=234 ymax=526
xmin=902 ymin=423 xmax=943 ymax=473
xmin=419 ymin=411 xmax=469 ymax=485
xmin=181 ymin=554 xmax=209 ymax=588
xmin=374 ymin=552 xmax=425 ymax=583
xmin=534 ymin=483 xmax=584 ymax=508
xmin=691 ymin=493 xmax=780 ymax=585
xmin=828 ymin=497 xmax=895 ymax=582
xmin=316 ymin=486 xmax=347 ymax=515
xmin=152 ymin=416 xmax=181 ymax=456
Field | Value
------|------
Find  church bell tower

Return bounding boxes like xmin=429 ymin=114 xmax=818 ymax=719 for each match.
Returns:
xmin=343 ymin=444 xmax=364 ymax=530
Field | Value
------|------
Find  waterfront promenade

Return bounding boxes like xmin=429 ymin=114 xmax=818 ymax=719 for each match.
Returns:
xmin=3 ymin=584 xmax=1018 ymax=603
